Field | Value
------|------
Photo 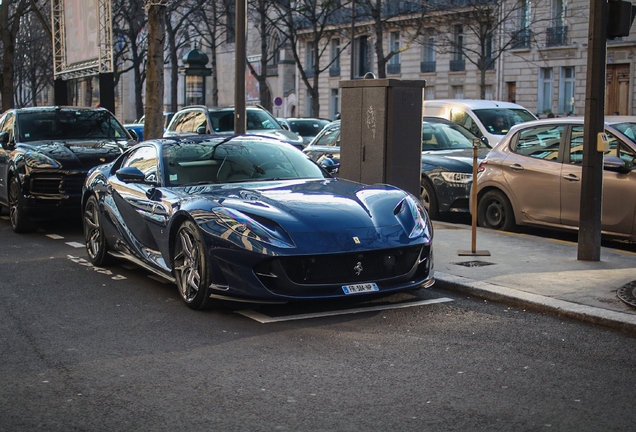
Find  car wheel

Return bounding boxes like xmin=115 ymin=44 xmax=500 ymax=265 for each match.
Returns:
xmin=478 ymin=190 xmax=516 ymax=231
xmin=173 ymin=220 xmax=213 ymax=310
xmin=420 ymin=177 xmax=439 ymax=219
xmin=83 ymin=195 xmax=111 ymax=266
xmin=8 ymin=175 xmax=36 ymax=233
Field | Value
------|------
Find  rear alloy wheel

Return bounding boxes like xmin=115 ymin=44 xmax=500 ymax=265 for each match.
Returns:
xmin=173 ymin=220 xmax=213 ymax=310
xmin=478 ymin=190 xmax=516 ymax=231
xmin=8 ymin=176 xmax=36 ymax=233
xmin=83 ymin=195 xmax=111 ymax=266
xmin=420 ymin=177 xmax=439 ymax=219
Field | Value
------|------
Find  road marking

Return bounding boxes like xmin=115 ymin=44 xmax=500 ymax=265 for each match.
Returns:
xmin=65 ymin=241 xmax=85 ymax=248
xmin=236 ymin=297 xmax=454 ymax=323
xmin=46 ymin=234 xmax=64 ymax=240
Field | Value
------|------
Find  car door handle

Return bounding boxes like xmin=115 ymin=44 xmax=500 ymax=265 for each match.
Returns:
xmin=509 ymin=163 xmax=524 ymax=171
xmin=563 ymin=173 xmax=580 ymax=182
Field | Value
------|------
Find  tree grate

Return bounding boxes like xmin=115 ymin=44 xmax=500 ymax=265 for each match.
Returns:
xmin=617 ymin=281 xmax=636 ymax=309
xmin=452 ymin=261 xmax=496 ymax=267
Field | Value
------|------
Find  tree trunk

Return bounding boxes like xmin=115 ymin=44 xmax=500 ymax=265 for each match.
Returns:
xmin=145 ymin=3 xmax=166 ymax=140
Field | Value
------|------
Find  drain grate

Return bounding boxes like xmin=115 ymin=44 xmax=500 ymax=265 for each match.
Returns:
xmin=617 ymin=281 xmax=636 ymax=308
xmin=453 ymin=260 xmax=496 ymax=268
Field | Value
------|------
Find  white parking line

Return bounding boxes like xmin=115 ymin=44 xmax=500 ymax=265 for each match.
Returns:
xmin=65 ymin=241 xmax=85 ymax=248
xmin=46 ymin=234 xmax=64 ymax=240
xmin=236 ymin=297 xmax=454 ymax=323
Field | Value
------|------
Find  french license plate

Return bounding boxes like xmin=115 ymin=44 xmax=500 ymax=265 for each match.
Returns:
xmin=342 ymin=282 xmax=379 ymax=295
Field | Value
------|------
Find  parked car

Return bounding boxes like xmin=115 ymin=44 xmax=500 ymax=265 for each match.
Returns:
xmin=422 ymin=99 xmax=537 ymax=146
xmin=475 ymin=117 xmax=636 ymax=240
xmin=81 ymin=134 xmax=434 ymax=309
xmin=277 ymin=117 xmax=331 ymax=145
xmin=0 ymin=106 xmax=136 ymax=232
xmin=136 ymin=112 xmax=175 ymax=129
xmin=303 ymin=117 xmax=490 ymax=219
xmin=165 ymin=105 xmax=305 ymax=150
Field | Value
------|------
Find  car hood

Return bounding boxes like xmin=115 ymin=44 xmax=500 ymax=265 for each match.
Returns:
xmin=252 ymin=129 xmax=304 ymax=146
xmin=421 ymin=147 xmax=489 ymax=171
xmin=180 ymin=178 xmax=428 ymax=253
xmin=18 ymin=140 xmax=126 ymax=169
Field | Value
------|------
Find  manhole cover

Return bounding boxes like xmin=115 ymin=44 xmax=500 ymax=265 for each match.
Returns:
xmin=617 ymin=281 xmax=636 ymax=308
xmin=453 ymin=261 xmax=496 ymax=267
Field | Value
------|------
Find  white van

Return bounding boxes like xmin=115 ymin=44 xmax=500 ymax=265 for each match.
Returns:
xmin=422 ymin=99 xmax=537 ymax=146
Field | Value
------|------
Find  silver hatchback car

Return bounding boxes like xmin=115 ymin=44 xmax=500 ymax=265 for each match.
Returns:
xmin=475 ymin=117 xmax=636 ymax=240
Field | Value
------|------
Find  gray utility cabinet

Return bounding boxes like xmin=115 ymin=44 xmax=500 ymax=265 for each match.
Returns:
xmin=338 ymin=79 xmax=426 ymax=197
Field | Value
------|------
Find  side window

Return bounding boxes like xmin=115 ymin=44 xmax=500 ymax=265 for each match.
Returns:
xmin=122 ymin=146 xmax=159 ymax=183
xmin=451 ymin=110 xmax=481 ymax=137
xmin=191 ymin=111 xmax=208 ymax=133
xmin=569 ymin=127 xmax=636 ymax=169
xmin=314 ymin=127 xmax=339 ymax=147
xmin=0 ymin=113 xmax=15 ymax=143
xmin=514 ymin=125 xmax=564 ymax=160
xmin=173 ymin=111 xmax=196 ymax=133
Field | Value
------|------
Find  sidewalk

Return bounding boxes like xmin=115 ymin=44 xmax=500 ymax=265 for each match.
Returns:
xmin=431 ymin=220 xmax=636 ymax=335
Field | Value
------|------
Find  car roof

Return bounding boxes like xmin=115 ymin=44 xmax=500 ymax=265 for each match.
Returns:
xmin=422 ymin=99 xmax=529 ymax=109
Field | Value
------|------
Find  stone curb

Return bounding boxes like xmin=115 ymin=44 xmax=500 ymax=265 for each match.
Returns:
xmin=434 ymin=272 xmax=636 ymax=336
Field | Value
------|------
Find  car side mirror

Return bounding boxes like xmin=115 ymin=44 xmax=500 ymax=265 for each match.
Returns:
xmin=481 ymin=136 xmax=491 ymax=148
xmin=603 ymin=156 xmax=632 ymax=174
xmin=281 ymin=124 xmax=290 ymax=131
xmin=116 ymin=166 xmax=150 ymax=183
xmin=196 ymin=125 xmax=207 ymax=134
xmin=127 ymin=129 xmax=139 ymax=141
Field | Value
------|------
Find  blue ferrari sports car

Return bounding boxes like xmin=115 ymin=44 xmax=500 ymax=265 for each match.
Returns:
xmin=82 ymin=135 xmax=434 ymax=309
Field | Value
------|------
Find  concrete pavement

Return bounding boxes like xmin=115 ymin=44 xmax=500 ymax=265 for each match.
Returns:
xmin=431 ymin=220 xmax=636 ymax=335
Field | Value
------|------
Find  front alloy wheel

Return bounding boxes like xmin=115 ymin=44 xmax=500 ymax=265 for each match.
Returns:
xmin=173 ymin=220 xmax=212 ymax=310
xmin=83 ymin=195 xmax=111 ymax=266
xmin=8 ymin=176 xmax=36 ymax=233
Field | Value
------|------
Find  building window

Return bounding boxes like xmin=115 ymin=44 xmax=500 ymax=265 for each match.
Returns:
xmin=478 ymin=33 xmax=494 ymax=70
xmin=421 ymin=28 xmax=436 ymax=73
xmin=225 ymin=3 xmax=235 ymax=44
xmin=330 ymin=38 xmax=340 ymax=77
xmin=452 ymin=85 xmax=464 ymax=99
xmin=305 ymin=41 xmax=315 ymax=78
xmin=330 ymin=88 xmax=340 ymax=120
xmin=538 ymin=67 xmax=554 ymax=114
xmin=558 ymin=66 xmax=575 ymax=115
xmin=355 ymin=36 xmax=372 ymax=78
xmin=450 ymin=25 xmax=465 ymax=71
xmin=514 ymin=0 xmax=532 ymax=48
xmin=387 ymin=31 xmax=400 ymax=74
xmin=547 ymin=0 xmax=568 ymax=46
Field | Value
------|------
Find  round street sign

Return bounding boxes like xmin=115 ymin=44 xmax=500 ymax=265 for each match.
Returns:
xmin=274 ymin=97 xmax=283 ymax=106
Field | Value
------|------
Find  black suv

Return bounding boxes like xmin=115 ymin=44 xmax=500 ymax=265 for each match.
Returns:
xmin=164 ymin=105 xmax=305 ymax=150
xmin=0 ymin=106 xmax=136 ymax=232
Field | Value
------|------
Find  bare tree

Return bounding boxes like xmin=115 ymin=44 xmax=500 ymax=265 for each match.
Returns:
xmin=355 ymin=0 xmax=428 ymax=78
xmin=145 ymin=0 xmax=169 ymax=140
xmin=425 ymin=0 xmax=544 ymax=99
xmin=270 ymin=0 xmax=351 ymax=117
xmin=165 ymin=0 xmax=204 ymax=113
xmin=194 ymin=0 xmax=234 ymax=107
xmin=0 ymin=0 xmax=29 ymax=110
xmin=113 ymin=0 xmax=148 ymax=120
xmin=14 ymin=2 xmax=52 ymax=107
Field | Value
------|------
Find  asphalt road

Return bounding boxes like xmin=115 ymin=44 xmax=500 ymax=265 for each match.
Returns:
xmin=1 ymin=214 xmax=636 ymax=431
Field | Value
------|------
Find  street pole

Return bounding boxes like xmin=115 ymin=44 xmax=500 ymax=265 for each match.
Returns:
xmin=578 ymin=0 xmax=607 ymax=261
xmin=235 ymin=0 xmax=247 ymax=134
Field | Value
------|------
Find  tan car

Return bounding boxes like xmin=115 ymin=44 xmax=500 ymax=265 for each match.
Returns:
xmin=475 ymin=117 xmax=636 ymax=240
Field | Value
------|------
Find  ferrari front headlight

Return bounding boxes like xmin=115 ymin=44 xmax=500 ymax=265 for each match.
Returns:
xmin=394 ymin=195 xmax=432 ymax=240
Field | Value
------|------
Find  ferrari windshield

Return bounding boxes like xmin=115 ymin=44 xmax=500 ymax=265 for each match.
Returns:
xmin=163 ymin=137 xmax=327 ymax=186
xmin=17 ymin=109 xmax=130 ymax=143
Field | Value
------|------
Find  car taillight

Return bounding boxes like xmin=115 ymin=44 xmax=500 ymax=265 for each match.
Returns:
xmin=478 ymin=160 xmax=488 ymax=172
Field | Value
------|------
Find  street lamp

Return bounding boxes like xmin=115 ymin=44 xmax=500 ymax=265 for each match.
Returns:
xmin=179 ymin=43 xmax=212 ymax=106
